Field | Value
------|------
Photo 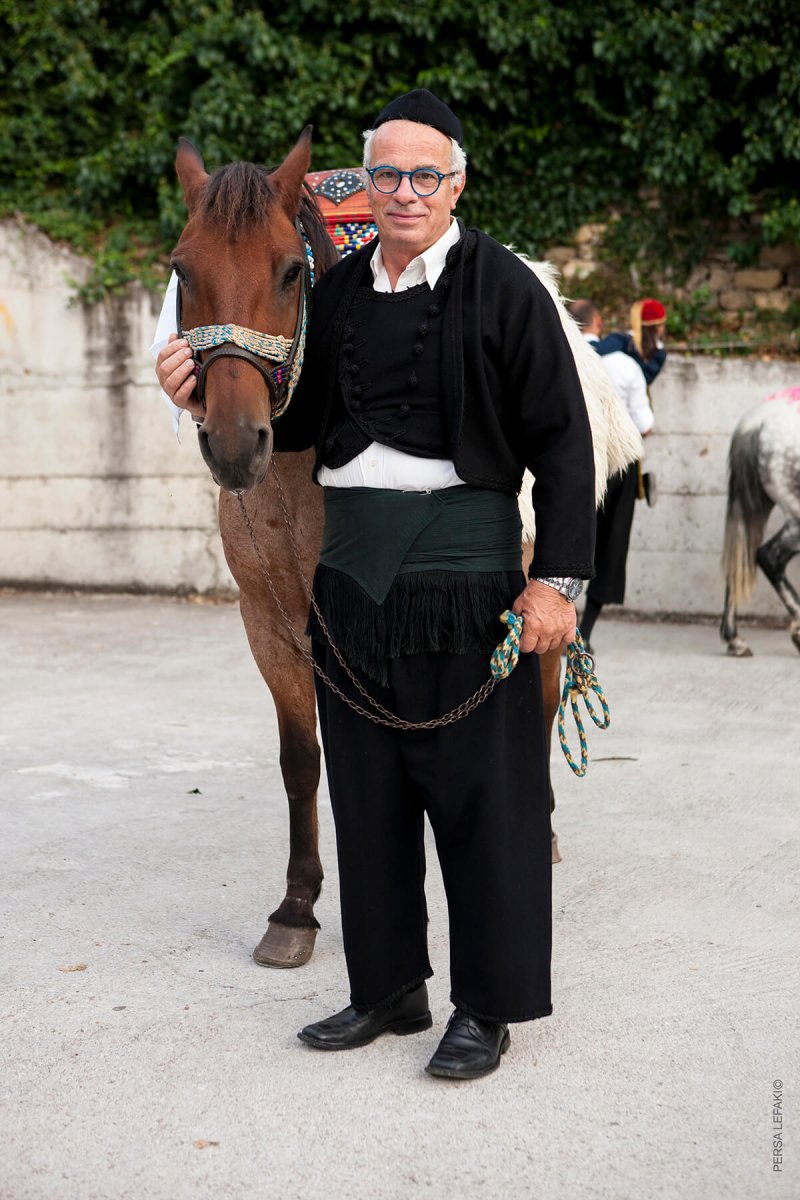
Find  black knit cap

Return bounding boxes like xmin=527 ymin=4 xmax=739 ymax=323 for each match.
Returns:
xmin=371 ymin=88 xmax=463 ymax=147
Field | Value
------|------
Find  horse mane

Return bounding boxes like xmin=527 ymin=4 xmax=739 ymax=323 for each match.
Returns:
xmin=200 ymin=160 xmax=339 ymax=278
xmin=299 ymin=183 xmax=340 ymax=277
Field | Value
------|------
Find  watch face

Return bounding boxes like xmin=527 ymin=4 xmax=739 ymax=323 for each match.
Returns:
xmin=566 ymin=579 xmax=583 ymax=602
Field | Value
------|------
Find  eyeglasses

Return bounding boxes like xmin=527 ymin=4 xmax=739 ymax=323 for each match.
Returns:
xmin=365 ymin=165 xmax=457 ymax=197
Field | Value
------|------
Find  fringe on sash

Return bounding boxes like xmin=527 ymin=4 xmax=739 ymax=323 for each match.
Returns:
xmin=307 ymin=563 xmax=518 ymax=687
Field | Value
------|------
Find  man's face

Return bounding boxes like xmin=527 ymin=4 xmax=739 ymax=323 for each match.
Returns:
xmin=365 ymin=120 xmax=465 ymax=258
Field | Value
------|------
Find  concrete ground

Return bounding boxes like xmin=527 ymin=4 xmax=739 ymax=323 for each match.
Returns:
xmin=2 ymin=591 xmax=798 ymax=1200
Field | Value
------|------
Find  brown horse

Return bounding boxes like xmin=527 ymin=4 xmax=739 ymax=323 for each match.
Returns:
xmin=172 ymin=130 xmax=339 ymax=967
xmin=170 ymin=131 xmax=632 ymax=967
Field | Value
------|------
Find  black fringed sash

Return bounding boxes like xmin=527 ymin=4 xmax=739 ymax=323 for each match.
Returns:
xmin=309 ymin=486 xmax=523 ymax=685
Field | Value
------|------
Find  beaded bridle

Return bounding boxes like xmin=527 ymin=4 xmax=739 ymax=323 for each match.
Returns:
xmin=176 ymin=218 xmax=316 ymax=422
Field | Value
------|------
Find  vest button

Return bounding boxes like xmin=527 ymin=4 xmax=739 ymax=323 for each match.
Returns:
xmin=352 ymin=384 xmax=363 ymax=398
xmin=427 ymin=304 xmax=440 ymax=317
xmin=408 ymin=372 xmax=418 ymax=388
xmin=343 ymin=342 xmax=354 ymax=355
xmin=344 ymin=326 xmax=355 ymax=339
xmin=399 ymin=403 xmax=411 ymax=416
xmin=351 ymin=399 xmax=361 ymax=411
xmin=412 ymin=342 xmax=424 ymax=356
xmin=348 ymin=363 xmax=360 ymax=375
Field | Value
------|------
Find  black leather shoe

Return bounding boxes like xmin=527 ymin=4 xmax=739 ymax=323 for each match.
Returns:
xmin=425 ymin=1009 xmax=510 ymax=1080
xmin=297 ymin=983 xmax=432 ymax=1050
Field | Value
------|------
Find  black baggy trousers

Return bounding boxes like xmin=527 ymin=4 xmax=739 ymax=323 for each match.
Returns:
xmin=587 ymin=461 xmax=639 ymax=606
xmin=312 ymin=613 xmax=553 ymax=1024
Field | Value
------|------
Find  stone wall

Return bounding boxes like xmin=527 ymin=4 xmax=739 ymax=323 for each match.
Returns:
xmin=1 ymin=218 xmax=797 ymax=621
xmin=683 ymin=243 xmax=799 ymax=317
xmin=546 ymin=225 xmax=800 ymax=319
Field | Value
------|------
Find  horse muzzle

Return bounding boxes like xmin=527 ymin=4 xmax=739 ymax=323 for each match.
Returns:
xmin=197 ymin=418 xmax=274 ymax=492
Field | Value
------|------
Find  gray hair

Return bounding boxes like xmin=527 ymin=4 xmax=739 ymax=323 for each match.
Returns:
xmin=362 ymin=127 xmax=467 ymax=179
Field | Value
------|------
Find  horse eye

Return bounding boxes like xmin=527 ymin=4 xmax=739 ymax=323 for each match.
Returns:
xmin=283 ymin=262 xmax=302 ymax=288
xmin=170 ymin=262 xmax=187 ymax=283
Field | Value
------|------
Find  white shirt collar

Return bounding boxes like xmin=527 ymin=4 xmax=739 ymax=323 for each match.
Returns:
xmin=369 ymin=218 xmax=461 ymax=293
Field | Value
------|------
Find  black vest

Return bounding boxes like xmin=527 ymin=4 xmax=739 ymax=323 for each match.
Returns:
xmin=319 ymin=271 xmax=452 ymax=469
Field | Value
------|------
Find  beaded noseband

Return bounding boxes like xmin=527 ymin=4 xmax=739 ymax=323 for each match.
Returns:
xmin=176 ymin=218 xmax=316 ymax=422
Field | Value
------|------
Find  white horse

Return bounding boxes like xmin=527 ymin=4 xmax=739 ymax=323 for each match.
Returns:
xmin=721 ymin=388 xmax=800 ymax=656
xmin=512 ymin=257 xmax=643 ymax=539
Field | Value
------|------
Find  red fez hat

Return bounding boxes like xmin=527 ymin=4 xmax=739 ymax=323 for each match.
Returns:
xmin=641 ymin=298 xmax=667 ymax=324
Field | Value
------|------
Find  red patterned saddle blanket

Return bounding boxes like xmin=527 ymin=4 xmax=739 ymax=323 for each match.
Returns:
xmin=305 ymin=169 xmax=377 ymax=257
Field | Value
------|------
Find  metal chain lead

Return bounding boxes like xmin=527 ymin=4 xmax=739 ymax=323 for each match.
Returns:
xmin=236 ymin=465 xmax=500 ymax=731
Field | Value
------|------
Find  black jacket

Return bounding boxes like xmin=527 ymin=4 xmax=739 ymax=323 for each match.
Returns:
xmin=275 ymin=223 xmax=596 ymax=579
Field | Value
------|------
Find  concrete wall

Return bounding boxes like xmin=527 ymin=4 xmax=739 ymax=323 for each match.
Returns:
xmin=0 ymin=220 xmax=234 ymax=594
xmin=1 ymin=218 xmax=797 ymax=618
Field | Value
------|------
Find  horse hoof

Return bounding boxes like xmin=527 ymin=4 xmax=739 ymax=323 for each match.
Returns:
xmin=726 ymin=638 xmax=752 ymax=658
xmin=551 ymin=831 xmax=562 ymax=865
xmin=253 ymin=922 xmax=318 ymax=968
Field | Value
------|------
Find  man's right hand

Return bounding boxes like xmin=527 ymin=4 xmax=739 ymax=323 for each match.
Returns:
xmin=156 ymin=334 xmax=205 ymax=422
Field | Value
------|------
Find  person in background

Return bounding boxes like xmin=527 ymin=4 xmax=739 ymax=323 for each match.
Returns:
xmin=593 ymin=297 xmax=668 ymax=387
xmin=567 ymin=299 xmax=654 ymax=650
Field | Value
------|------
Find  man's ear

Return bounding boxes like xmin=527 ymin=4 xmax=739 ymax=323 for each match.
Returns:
xmin=175 ymin=138 xmax=208 ymax=213
xmin=269 ymin=126 xmax=313 ymax=220
xmin=450 ymin=172 xmax=466 ymax=210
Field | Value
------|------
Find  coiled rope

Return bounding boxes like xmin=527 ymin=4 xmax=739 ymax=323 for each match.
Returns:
xmin=557 ymin=631 xmax=611 ymax=776
xmin=491 ymin=611 xmax=610 ymax=776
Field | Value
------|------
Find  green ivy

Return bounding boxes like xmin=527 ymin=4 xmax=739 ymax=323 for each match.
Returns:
xmin=762 ymin=197 xmax=800 ymax=246
xmin=667 ymin=287 xmax=714 ymax=341
xmin=1 ymin=0 xmax=798 ymax=288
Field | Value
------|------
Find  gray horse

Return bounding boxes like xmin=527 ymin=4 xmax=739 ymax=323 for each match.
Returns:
xmin=721 ymin=388 xmax=800 ymax=656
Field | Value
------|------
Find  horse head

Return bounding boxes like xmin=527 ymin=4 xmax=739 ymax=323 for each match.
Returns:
xmin=172 ymin=130 xmax=314 ymax=492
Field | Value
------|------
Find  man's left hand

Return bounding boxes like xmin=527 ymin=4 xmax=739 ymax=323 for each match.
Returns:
xmin=511 ymin=580 xmax=576 ymax=655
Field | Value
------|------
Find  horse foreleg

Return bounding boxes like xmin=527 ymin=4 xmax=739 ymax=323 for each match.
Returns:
xmin=238 ymin=585 xmax=324 ymax=968
xmin=721 ymin=584 xmax=752 ymax=657
xmin=540 ymin=646 xmax=563 ymax=864
xmin=756 ymin=519 xmax=800 ymax=654
xmin=253 ymin=679 xmax=324 ymax=968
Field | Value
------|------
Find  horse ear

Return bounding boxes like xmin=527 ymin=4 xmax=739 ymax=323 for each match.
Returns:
xmin=270 ymin=126 xmax=313 ymax=219
xmin=175 ymin=137 xmax=209 ymax=212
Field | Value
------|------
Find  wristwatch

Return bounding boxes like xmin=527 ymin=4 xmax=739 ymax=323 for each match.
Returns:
xmin=536 ymin=576 xmax=584 ymax=602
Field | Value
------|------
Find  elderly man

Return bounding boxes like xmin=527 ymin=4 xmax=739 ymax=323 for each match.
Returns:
xmin=156 ymin=89 xmax=595 ymax=1080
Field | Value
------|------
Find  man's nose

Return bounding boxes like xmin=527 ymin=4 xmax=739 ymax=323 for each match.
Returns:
xmin=394 ymin=175 xmax=417 ymax=202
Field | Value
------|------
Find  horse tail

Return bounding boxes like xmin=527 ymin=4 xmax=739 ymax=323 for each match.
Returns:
xmin=722 ymin=420 xmax=773 ymax=608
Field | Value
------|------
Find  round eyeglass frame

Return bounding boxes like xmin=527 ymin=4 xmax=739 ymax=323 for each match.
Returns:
xmin=365 ymin=165 xmax=458 ymax=197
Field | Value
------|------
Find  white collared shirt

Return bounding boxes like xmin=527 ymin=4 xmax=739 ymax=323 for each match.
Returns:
xmin=150 ymin=272 xmax=184 ymax=435
xmin=318 ymin=217 xmax=465 ymax=489
xmin=368 ymin=216 xmax=461 ymax=293
xmin=585 ymin=334 xmax=654 ymax=435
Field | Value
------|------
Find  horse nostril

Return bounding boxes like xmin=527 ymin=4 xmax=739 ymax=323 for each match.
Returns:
xmin=256 ymin=427 xmax=272 ymax=459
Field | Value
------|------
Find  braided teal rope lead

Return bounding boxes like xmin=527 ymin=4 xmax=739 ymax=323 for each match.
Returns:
xmin=558 ymin=631 xmax=610 ymax=777
xmin=489 ymin=614 xmax=610 ymax=777
xmin=490 ymin=610 xmax=523 ymax=680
